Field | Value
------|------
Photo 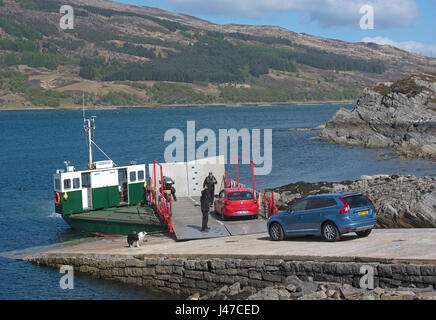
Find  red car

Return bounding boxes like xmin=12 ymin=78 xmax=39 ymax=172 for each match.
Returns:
xmin=214 ymin=188 xmax=259 ymax=220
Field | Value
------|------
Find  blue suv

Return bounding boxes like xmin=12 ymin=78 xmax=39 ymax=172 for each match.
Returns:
xmin=267 ymin=193 xmax=377 ymax=242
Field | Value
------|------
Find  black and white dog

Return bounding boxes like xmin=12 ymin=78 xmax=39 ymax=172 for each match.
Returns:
xmin=127 ymin=231 xmax=147 ymax=247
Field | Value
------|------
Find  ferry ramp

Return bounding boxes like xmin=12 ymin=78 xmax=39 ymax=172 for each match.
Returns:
xmin=172 ymin=197 xmax=267 ymax=241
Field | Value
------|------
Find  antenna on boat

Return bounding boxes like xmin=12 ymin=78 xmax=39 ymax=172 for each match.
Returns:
xmin=82 ymin=93 xmax=94 ymax=169
xmin=82 ymin=92 xmax=117 ymax=169
xmin=82 ymin=92 xmax=85 ymax=120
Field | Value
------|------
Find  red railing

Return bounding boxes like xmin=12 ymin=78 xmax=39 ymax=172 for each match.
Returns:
xmin=146 ymin=161 xmax=174 ymax=233
xmin=262 ymin=190 xmax=279 ymax=218
xmin=225 ymin=158 xmax=278 ymax=218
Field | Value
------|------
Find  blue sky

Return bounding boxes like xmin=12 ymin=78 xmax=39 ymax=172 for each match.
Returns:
xmin=115 ymin=0 xmax=436 ymax=57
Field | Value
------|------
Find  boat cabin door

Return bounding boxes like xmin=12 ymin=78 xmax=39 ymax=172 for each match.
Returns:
xmin=81 ymin=172 xmax=92 ymax=209
xmin=118 ymin=169 xmax=128 ymax=203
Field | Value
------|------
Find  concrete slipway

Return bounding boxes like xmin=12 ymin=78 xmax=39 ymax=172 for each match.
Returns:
xmin=15 ymin=228 xmax=436 ymax=264
xmin=4 ymin=228 xmax=434 ymax=298
xmin=171 ymin=197 xmax=268 ymax=241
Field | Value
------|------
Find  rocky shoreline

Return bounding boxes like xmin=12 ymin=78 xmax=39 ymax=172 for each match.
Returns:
xmin=189 ymin=276 xmax=436 ymax=300
xmin=321 ymin=73 xmax=436 ymax=161
xmin=273 ymin=174 xmax=436 ymax=228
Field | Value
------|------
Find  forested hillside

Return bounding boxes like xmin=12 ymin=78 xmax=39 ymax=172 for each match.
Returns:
xmin=0 ymin=0 xmax=435 ymax=108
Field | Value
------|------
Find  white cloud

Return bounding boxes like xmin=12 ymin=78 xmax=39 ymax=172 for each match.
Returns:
xmin=166 ymin=0 xmax=419 ymax=28
xmin=362 ymin=36 xmax=436 ymax=58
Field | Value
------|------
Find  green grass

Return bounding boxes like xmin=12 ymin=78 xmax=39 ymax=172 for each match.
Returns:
xmin=0 ymin=50 xmax=60 ymax=70
xmin=192 ymin=80 xmax=209 ymax=87
xmin=0 ymin=69 xmax=29 ymax=93
xmin=0 ymin=68 xmax=69 ymax=107
xmin=0 ymin=17 xmax=42 ymax=40
xmin=21 ymin=51 xmax=59 ymax=70
xmin=372 ymin=75 xmax=431 ymax=98
xmin=340 ymin=83 xmax=360 ymax=100
xmin=391 ymin=77 xmax=426 ymax=97
xmin=114 ymin=81 xmax=149 ymax=90
xmin=0 ymin=38 xmax=38 ymax=52
xmin=148 ymin=82 xmax=212 ymax=104
xmin=94 ymin=91 xmax=144 ymax=106
xmin=28 ymin=88 xmax=69 ymax=107
xmin=220 ymin=85 xmax=290 ymax=103
xmin=372 ymin=84 xmax=392 ymax=95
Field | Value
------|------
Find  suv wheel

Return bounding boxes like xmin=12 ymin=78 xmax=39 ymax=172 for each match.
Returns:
xmin=322 ymin=222 xmax=340 ymax=242
xmin=269 ymin=222 xmax=285 ymax=241
xmin=356 ymin=229 xmax=372 ymax=238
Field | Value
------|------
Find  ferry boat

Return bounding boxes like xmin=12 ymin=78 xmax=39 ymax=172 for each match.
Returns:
xmin=53 ymin=111 xmax=169 ymax=236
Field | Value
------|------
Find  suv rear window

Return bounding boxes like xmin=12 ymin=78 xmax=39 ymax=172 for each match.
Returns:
xmin=228 ymin=192 xmax=254 ymax=201
xmin=307 ymin=198 xmax=337 ymax=210
xmin=343 ymin=195 xmax=372 ymax=208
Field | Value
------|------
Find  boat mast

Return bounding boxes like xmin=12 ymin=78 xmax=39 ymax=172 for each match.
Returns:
xmin=86 ymin=118 xmax=93 ymax=169
xmin=82 ymin=93 xmax=116 ymax=169
xmin=83 ymin=93 xmax=95 ymax=169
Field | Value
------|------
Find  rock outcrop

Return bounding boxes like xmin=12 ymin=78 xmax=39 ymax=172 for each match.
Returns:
xmin=189 ymin=278 xmax=436 ymax=300
xmin=273 ymin=174 xmax=436 ymax=228
xmin=321 ymin=73 xmax=436 ymax=161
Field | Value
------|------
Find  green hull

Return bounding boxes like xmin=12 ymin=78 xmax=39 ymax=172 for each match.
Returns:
xmin=61 ymin=205 xmax=168 ymax=236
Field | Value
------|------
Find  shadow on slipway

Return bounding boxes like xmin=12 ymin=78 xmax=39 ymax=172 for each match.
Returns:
xmin=256 ymin=233 xmax=361 ymax=242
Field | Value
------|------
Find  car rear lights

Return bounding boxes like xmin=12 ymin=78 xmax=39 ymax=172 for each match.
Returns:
xmin=339 ymin=198 xmax=350 ymax=214
xmin=224 ymin=201 xmax=231 ymax=205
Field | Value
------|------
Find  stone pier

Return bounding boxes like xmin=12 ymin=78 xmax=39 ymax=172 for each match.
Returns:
xmin=22 ymin=229 xmax=436 ymax=298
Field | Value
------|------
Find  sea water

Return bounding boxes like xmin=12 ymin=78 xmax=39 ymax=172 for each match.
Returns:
xmin=0 ymin=104 xmax=434 ymax=299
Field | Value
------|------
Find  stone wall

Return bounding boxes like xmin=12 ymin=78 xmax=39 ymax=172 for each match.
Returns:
xmin=28 ymin=254 xmax=436 ymax=298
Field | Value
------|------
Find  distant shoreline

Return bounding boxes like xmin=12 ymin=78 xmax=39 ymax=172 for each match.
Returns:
xmin=0 ymin=100 xmax=355 ymax=113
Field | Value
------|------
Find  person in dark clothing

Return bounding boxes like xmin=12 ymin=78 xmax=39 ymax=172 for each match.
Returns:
xmin=200 ymin=187 xmax=210 ymax=232
xmin=203 ymin=172 xmax=217 ymax=207
xmin=162 ymin=176 xmax=177 ymax=202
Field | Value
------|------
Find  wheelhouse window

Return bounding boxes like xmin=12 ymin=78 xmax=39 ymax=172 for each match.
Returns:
xmin=73 ymin=178 xmax=80 ymax=189
xmin=138 ymin=170 xmax=144 ymax=181
xmin=82 ymin=173 xmax=90 ymax=188
xmin=55 ymin=178 xmax=61 ymax=190
xmin=63 ymin=179 xmax=71 ymax=190
xmin=118 ymin=170 xmax=127 ymax=181
xmin=130 ymin=171 xmax=137 ymax=182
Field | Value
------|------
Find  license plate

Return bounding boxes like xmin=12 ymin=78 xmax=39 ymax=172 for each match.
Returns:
xmin=237 ymin=211 xmax=248 ymax=214
xmin=358 ymin=210 xmax=369 ymax=216
xmin=166 ymin=190 xmax=171 ymax=194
